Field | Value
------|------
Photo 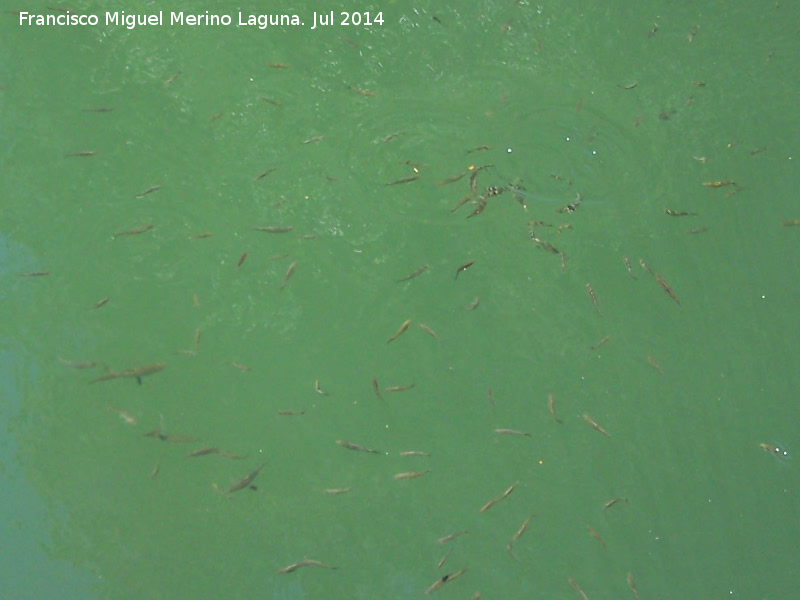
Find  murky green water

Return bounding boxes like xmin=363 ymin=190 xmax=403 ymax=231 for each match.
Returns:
xmin=2 ymin=2 xmax=799 ymax=599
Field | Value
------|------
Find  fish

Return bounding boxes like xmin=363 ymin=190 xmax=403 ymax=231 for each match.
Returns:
xmin=647 ymin=354 xmax=664 ymax=374
xmin=107 ymin=405 xmax=137 ymax=425
xmin=464 ymin=297 xmax=480 ymax=311
xmin=90 ymin=363 xmax=165 ymax=385
xmin=88 ymin=297 xmax=109 ymax=310
xmin=385 ymin=383 xmax=415 ymax=393
xmin=399 ymin=450 xmax=430 ymax=457
xmin=591 ymin=336 xmax=610 ymax=350
xmin=627 ymin=573 xmax=642 ymax=600
xmin=226 ymin=462 xmax=267 ymax=495
xmin=280 ymin=261 xmax=297 ymax=289
xmin=237 ymin=253 xmax=247 ymax=268
xmin=301 ymin=135 xmax=324 ymax=144
xmin=277 ymin=559 xmax=338 ymax=574
xmin=702 ymin=180 xmax=735 ymax=188
xmin=435 ymin=172 xmax=468 ymax=186
xmin=252 ymin=226 xmax=293 ymax=233
xmin=513 ymin=514 xmax=534 ymax=541
xmin=324 ymin=487 xmax=351 ymax=494
xmin=348 ymin=85 xmax=376 ymax=97
xmin=393 ymin=470 xmax=430 ymax=480
xmin=397 ymin=265 xmax=428 ymax=282
xmin=582 ymin=413 xmax=611 ymax=437
xmin=66 ymin=150 xmax=97 ymax=157
xmin=277 ymin=410 xmax=306 ymax=416
xmin=135 ymin=185 xmax=161 ymax=198
xmin=418 ymin=323 xmax=439 ymax=338
xmin=450 ymin=194 xmax=476 ymax=213
xmin=655 ymin=273 xmax=681 ymax=305
xmin=384 ymin=175 xmax=419 ymax=186
xmin=602 ymin=497 xmax=628 ymax=510
xmin=113 ymin=224 xmax=153 ymax=238
xmin=381 ymin=131 xmax=404 ymax=143
xmin=371 ymin=377 xmax=384 ymax=400
xmin=386 ymin=319 xmax=411 ymax=344
xmin=437 ymin=530 xmax=468 ymax=544
xmin=493 ymin=428 xmax=531 ymax=437
xmin=455 ymin=260 xmax=475 ymax=280
xmin=759 ymin=443 xmax=789 ymax=458
xmin=315 ymin=380 xmax=329 ymax=396
xmin=425 ymin=568 xmax=466 ymax=594
xmin=479 ymin=481 xmax=518 ymax=513
xmin=466 ymin=196 xmax=488 ymax=219
xmin=568 ymin=577 xmax=589 ymax=600
xmin=586 ymin=283 xmax=601 ymax=314
xmin=336 ymin=440 xmax=380 ymax=454
xmin=81 ymin=107 xmax=114 ymax=112
xmin=254 ymin=168 xmax=277 ymax=180
xmin=267 ymin=62 xmax=289 ymax=69
xmin=587 ymin=525 xmax=606 ymax=547
xmin=664 ymin=209 xmax=698 ymax=216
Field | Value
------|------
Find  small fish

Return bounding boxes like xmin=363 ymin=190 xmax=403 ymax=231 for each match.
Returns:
xmin=348 ymin=85 xmax=376 ymax=97
xmin=324 ymin=487 xmax=351 ymax=495
xmin=399 ymin=450 xmax=430 ymax=457
xmin=623 ymin=256 xmax=633 ymax=274
xmin=466 ymin=196 xmax=488 ymax=219
xmin=226 ymin=462 xmax=267 ymax=495
xmin=267 ymin=62 xmax=289 ymax=69
xmin=568 ymin=577 xmax=589 ymax=600
xmin=493 ymin=428 xmax=531 ymax=437
xmin=655 ymin=273 xmax=681 ymax=305
xmin=591 ymin=336 xmax=610 ymax=350
xmin=702 ymin=180 xmax=735 ymax=188
xmin=464 ymin=297 xmax=480 ymax=311
xmin=88 ymin=297 xmax=109 ymax=310
xmin=255 ymin=168 xmax=277 ymax=180
xmin=479 ymin=481 xmax=518 ymax=513
xmin=384 ymin=175 xmax=419 ymax=186
xmin=228 ymin=361 xmax=251 ymax=371
xmin=627 ymin=573 xmax=642 ymax=600
xmin=81 ymin=107 xmax=114 ymax=113
xmin=252 ymin=226 xmax=293 ymax=233
xmin=90 ymin=363 xmax=165 ymax=385
xmin=315 ymin=379 xmax=329 ymax=396
xmin=107 ymin=405 xmax=137 ymax=425
xmin=548 ymin=393 xmax=562 ymax=423
xmin=163 ymin=71 xmax=181 ymax=85
xmin=385 ymin=383 xmax=415 ymax=393
xmin=450 ymin=194 xmax=476 ymax=213
xmin=393 ymin=470 xmax=430 ymax=480
xmin=135 ymin=185 xmax=161 ymax=198
xmin=436 ymin=550 xmax=450 ymax=569
xmin=759 ymin=443 xmax=789 ymax=458
xmin=664 ymin=209 xmax=698 ymax=216
xmin=466 ymin=145 xmax=491 ymax=153
xmin=150 ymin=457 xmax=161 ymax=479
xmin=418 ymin=323 xmax=439 ymax=338
xmin=582 ymin=413 xmax=611 ymax=437
xmin=66 ymin=150 xmax=97 ymax=157
xmin=586 ymin=283 xmax=601 ymax=314
xmin=647 ymin=354 xmax=664 ymax=374
xmin=113 ymin=224 xmax=153 ymax=238
xmin=781 ymin=219 xmax=800 ymax=227
xmin=513 ymin=514 xmax=534 ymax=541
xmin=336 ymin=440 xmax=381 ymax=454
xmin=602 ymin=497 xmax=628 ymax=510
xmin=455 ymin=260 xmax=475 ymax=280
xmin=396 ymin=265 xmax=428 ymax=282
xmin=19 ymin=271 xmax=50 ymax=277
xmin=277 ymin=559 xmax=337 ymax=574
xmin=587 ymin=525 xmax=606 ymax=547
xmin=386 ymin=319 xmax=411 ymax=344
xmin=436 ymin=172 xmax=468 ymax=186
xmin=425 ymin=568 xmax=466 ymax=594
xmin=260 ymin=97 xmax=282 ymax=106
xmin=437 ymin=530 xmax=468 ymax=545
xmin=277 ymin=410 xmax=306 ymax=416
xmin=301 ymin=135 xmax=324 ymax=144
xmin=237 ymin=252 xmax=247 ymax=268
xmin=381 ymin=131 xmax=404 ymax=143
xmin=558 ymin=196 xmax=582 ymax=213
xmin=371 ymin=377 xmax=384 ymax=400
xmin=280 ymin=261 xmax=297 ymax=289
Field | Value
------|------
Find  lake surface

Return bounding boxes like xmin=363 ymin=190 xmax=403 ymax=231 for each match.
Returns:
xmin=2 ymin=2 xmax=798 ymax=598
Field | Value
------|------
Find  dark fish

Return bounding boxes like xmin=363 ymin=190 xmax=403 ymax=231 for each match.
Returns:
xmin=455 ymin=260 xmax=475 ymax=280
xmin=90 ymin=363 xmax=165 ymax=385
xmin=226 ymin=462 xmax=267 ymax=494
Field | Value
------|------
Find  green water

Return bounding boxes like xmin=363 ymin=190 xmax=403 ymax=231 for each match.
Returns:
xmin=2 ymin=2 xmax=799 ymax=599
